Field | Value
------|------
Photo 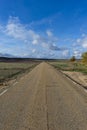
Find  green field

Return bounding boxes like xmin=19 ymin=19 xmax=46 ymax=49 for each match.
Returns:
xmin=49 ymin=60 xmax=87 ymax=74
xmin=0 ymin=62 xmax=38 ymax=84
xmin=1 ymin=60 xmax=87 ymax=85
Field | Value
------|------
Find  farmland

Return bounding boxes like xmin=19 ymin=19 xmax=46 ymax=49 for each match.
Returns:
xmin=0 ymin=61 xmax=39 ymax=85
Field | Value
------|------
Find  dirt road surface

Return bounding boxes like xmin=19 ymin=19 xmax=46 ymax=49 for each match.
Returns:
xmin=0 ymin=62 xmax=87 ymax=130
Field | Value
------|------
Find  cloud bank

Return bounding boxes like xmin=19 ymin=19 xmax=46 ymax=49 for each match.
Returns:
xmin=0 ymin=16 xmax=86 ymax=59
xmin=0 ymin=16 xmax=68 ymax=58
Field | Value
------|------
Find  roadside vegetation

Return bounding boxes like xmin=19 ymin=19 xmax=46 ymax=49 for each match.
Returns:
xmin=52 ymin=61 xmax=87 ymax=74
xmin=50 ymin=56 xmax=87 ymax=75
xmin=70 ymin=56 xmax=76 ymax=62
xmin=0 ymin=62 xmax=38 ymax=84
xmin=81 ymin=52 xmax=87 ymax=64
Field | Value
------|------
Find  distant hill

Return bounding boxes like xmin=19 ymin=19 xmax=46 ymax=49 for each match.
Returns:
xmin=0 ymin=53 xmax=71 ymax=62
xmin=0 ymin=56 xmax=59 ymax=62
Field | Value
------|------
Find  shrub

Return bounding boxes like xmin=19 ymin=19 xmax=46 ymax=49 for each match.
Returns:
xmin=82 ymin=52 xmax=87 ymax=64
xmin=70 ymin=56 xmax=76 ymax=62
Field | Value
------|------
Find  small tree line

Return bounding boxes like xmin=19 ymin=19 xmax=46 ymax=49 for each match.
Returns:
xmin=70 ymin=52 xmax=87 ymax=64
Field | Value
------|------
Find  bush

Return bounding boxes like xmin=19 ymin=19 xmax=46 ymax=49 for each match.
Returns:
xmin=70 ymin=56 xmax=76 ymax=62
xmin=82 ymin=52 xmax=87 ymax=64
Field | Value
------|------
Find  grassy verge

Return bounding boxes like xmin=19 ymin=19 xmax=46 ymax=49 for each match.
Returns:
xmin=49 ymin=61 xmax=87 ymax=75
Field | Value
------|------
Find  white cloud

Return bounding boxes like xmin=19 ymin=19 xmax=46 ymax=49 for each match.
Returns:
xmin=0 ymin=16 xmax=72 ymax=58
xmin=74 ymin=35 xmax=87 ymax=49
xmin=4 ymin=17 xmax=57 ymax=49
xmin=0 ymin=17 xmax=61 ymax=51
xmin=46 ymin=30 xmax=53 ymax=37
xmin=4 ymin=16 xmax=41 ymax=45
xmin=28 ymin=30 xmax=40 ymax=41
xmin=73 ymin=50 xmax=82 ymax=57
xmin=32 ymin=39 xmax=38 ymax=45
xmin=62 ymin=50 xmax=69 ymax=57
xmin=81 ymin=37 xmax=87 ymax=48
xmin=42 ymin=42 xmax=49 ymax=48
xmin=5 ymin=17 xmax=27 ymax=40
xmin=77 ymin=38 xmax=81 ymax=43
xmin=32 ymin=49 xmax=36 ymax=53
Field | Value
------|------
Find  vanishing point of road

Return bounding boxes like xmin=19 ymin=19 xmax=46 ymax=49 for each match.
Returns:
xmin=0 ymin=62 xmax=87 ymax=130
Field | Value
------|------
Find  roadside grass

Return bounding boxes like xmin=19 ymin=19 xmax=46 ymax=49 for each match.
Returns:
xmin=50 ymin=61 xmax=87 ymax=75
xmin=0 ymin=62 xmax=38 ymax=84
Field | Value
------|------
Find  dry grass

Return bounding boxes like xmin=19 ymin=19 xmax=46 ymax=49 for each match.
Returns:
xmin=0 ymin=62 xmax=38 ymax=84
xmin=50 ymin=61 xmax=87 ymax=74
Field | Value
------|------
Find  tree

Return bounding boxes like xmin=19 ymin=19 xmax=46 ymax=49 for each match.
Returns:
xmin=82 ymin=52 xmax=87 ymax=64
xmin=70 ymin=56 xmax=76 ymax=62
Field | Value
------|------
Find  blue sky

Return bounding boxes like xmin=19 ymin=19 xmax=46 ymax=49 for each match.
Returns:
xmin=0 ymin=0 xmax=87 ymax=58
